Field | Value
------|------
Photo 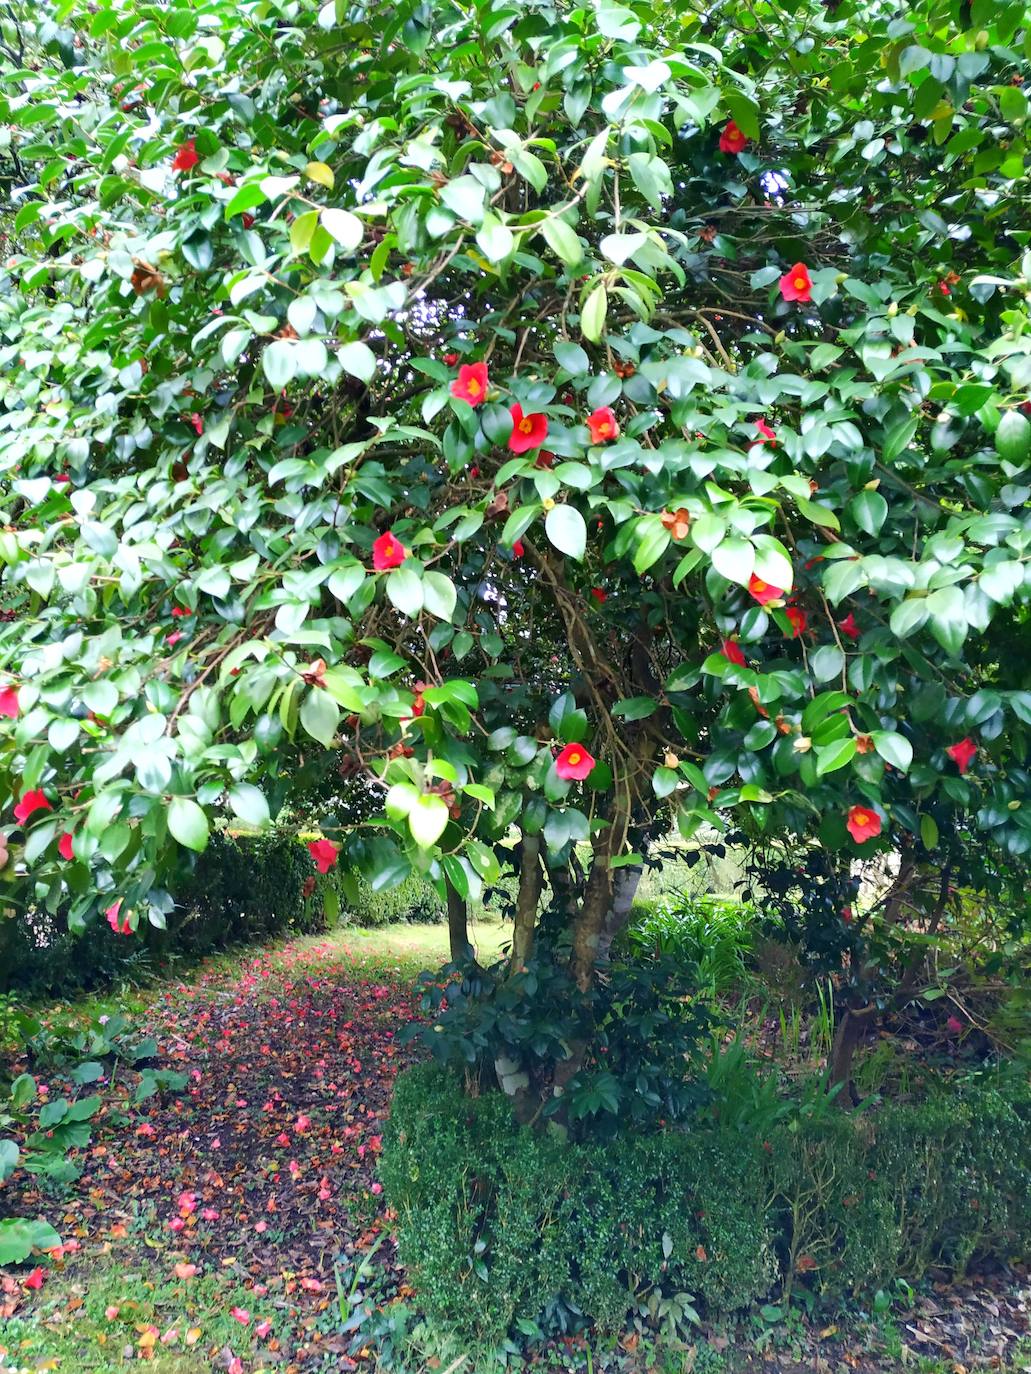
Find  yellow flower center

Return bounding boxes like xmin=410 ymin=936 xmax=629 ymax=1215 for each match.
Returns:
xmin=383 ymin=543 xmax=394 ymax=558
xmin=854 ymin=811 xmax=869 ymax=826
xmin=754 ymin=579 xmax=767 ymax=592
xmin=519 ymin=417 xmax=533 ymax=433
xmin=794 ymin=277 xmax=806 ymax=289
xmin=468 ymin=378 xmax=481 ymax=396
xmin=567 ymin=751 xmax=581 ymax=765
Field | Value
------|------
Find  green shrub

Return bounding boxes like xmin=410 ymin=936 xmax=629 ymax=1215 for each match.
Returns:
xmin=383 ymin=1065 xmax=1031 ymax=1355
xmin=381 ymin=1064 xmax=775 ymax=1354
xmin=620 ymin=893 xmax=756 ymax=994
xmin=335 ymin=869 xmax=445 ymax=927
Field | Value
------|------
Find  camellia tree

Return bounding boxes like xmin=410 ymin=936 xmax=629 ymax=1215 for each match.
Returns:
xmin=2 ymin=0 xmax=1031 ymax=1118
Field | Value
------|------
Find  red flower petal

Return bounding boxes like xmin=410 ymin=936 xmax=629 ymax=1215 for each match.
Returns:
xmin=555 ymin=743 xmax=596 ymax=781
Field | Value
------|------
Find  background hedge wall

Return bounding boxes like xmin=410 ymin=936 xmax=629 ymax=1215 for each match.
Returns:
xmin=0 ymin=831 xmax=445 ymax=998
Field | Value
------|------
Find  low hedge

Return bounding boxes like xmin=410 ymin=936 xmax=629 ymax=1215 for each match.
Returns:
xmin=1 ymin=831 xmax=444 ymax=998
xmin=382 ymin=1063 xmax=1031 ymax=1354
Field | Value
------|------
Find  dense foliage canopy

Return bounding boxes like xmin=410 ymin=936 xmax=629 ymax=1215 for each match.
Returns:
xmin=2 ymin=0 xmax=1031 ymax=1106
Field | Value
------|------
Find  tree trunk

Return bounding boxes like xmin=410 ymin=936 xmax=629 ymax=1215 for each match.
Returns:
xmin=828 ymin=853 xmax=917 ymax=1102
xmin=597 ymin=863 xmax=644 ymax=964
xmin=511 ymin=833 xmax=543 ymax=972
xmin=446 ymin=881 xmax=471 ymax=963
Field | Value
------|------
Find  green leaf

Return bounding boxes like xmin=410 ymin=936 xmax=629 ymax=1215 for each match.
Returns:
xmin=633 ymin=516 xmax=671 ymax=574
xmin=227 ymin=784 xmax=271 ymax=829
xmin=612 ymin=696 xmax=657 ymax=720
xmin=815 ymin=737 xmax=857 ymax=775
xmin=299 ymin=688 xmax=340 ymax=746
xmin=545 ymin=505 xmax=587 ymax=560
xmin=581 ymin=284 xmax=608 ymax=343
xmin=541 ymin=217 xmax=583 ymax=267
xmin=422 ymin=571 xmax=457 ymax=621
xmin=167 ymin=797 xmax=210 ymax=852
xmin=920 ymin=813 xmax=939 ymax=849
xmin=711 ymin=537 xmax=755 ymax=586
xmin=321 ymin=208 xmax=364 ymax=251
xmin=871 ymin=730 xmax=913 ymax=773
xmin=849 ymin=489 xmax=887 ymax=536
xmin=338 ymin=341 xmax=377 ymax=382
xmin=386 ymin=564 xmax=424 ymax=617
xmin=476 ymin=212 xmax=515 ymax=262
xmin=409 ymin=793 xmax=450 ymax=849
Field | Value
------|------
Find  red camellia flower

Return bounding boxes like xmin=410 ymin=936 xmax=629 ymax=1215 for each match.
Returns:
xmin=838 ymin=613 xmax=860 ymax=641
xmin=754 ymin=418 xmax=776 ymax=443
xmin=779 ymin=262 xmax=813 ymax=302
xmin=586 ymin=407 xmax=619 ymax=444
xmin=171 ymin=139 xmax=199 ymax=173
xmin=846 ymin=805 xmax=882 ymax=845
xmin=0 ymin=685 xmax=18 ymax=718
xmin=721 ymin=637 xmax=746 ymax=667
xmin=23 ymin=1267 xmax=45 ymax=1291
xmin=718 ymin=119 xmax=748 ymax=155
xmin=555 ymin=743 xmax=596 ymax=781
xmin=747 ymin=574 xmax=784 ymax=606
xmin=946 ymin=1014 xmax=964 ymax=1035
xmin=443 ymin=352 xmax=459 ymax=365
xmin=14 ymin=790 xmax=51 ymax=825
xmin=946 ymin=738 xmax=977 ymax=774
xmin=511 ymin=540 xmax=525 ymax=558
xmin=590 ymin=587 xmax=607 ymax=604
xmin=785 ymin=606 xmax=807 ymax=638
xmin=58 ymin=832 xmax=75 ymax=861
xmin=372 ymin=531 xmax=406 ymax=570
xmin=170 ymin=606 xmax=193 ymax=618
xmin=449 ymin=362 xmax=488 ymax=406
xmin=508 ymin=403 xmax=548 ymax=454
xmin=106 ymin=899 xmax=132 ymax=936
xmin=189 ymin=413 xmax=203 ymax=436
xmin=307 ymin=839 xmax=339 ymax=873
xmin=535 ymin=450 xmax=555 ymax=469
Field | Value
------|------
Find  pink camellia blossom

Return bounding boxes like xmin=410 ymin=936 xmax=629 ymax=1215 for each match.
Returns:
xmin=747 ymin=574 xmax=784 ymax=607
xmin=0 ymin=685 xmax=19 ymax=718
xmin=231 ymin=1307 xmax=251 ymax=1326
xmin=946 ymin=738 xmax=977 ymax=774
xmin=846 ymin=805 xmax=882 ymax=845
xmin=586 ymin=406 xmax=619 ymax=444
xmin=307 ymin=839 xmax=338 ymax=874
xmin=106 ymin=899 xmax=132 ymax=936
xmin=294 ymin=1113 xmax=311 ymax=1133
xmin=372 ymin=531 xmax=406 ymax=571
xmin=58 ymin=832 xmax=75 ymax=861
xmin=555 ymin=743 xmax=596 ymax=781
xmin=946 ymin=1014 xmax=964 ymax=1035
xmin=779 ymin=262 xmax=812 ymax=302
xmin=507 ymin=402 xmax=548 ymax=455
xmin=838 ymin=613 xmax=860 ymax=641
xmin=171 ymin=139 xmax=199 ymax=172
xmin=718 ymin=119 xmax=748 ymax=155
xmin=14 ymin=790 xmax=51 ymax=825
xmin=449 ymin=361 xmax=489 ymax=406
xmin=754 ymin=418 xmax=776 ymax=443
xmin=721 ymin=638 xmax=746 ymax=667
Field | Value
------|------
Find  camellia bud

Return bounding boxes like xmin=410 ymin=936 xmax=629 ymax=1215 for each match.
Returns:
xmin=835 ymin=272 xmax=847 ymax=284
xmin=906 ymin=304 xmax=918 ymax=316
xmin=542 ymin=497 xmax=556 ymax=511
xmin=974 ymin=29 xmax=989 ymax=49
xmin=1008 ymin=799 xmax=1021 ymax=810
xmin=793 ymin=735 xmax=812 ymax=753
xmin=663 ymin=751 xmax=679 ymax=769
xmin=887 ymin=301 xmax=898 ymax=317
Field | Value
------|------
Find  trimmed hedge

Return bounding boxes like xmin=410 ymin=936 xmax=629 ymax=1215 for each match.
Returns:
xmin=1 ymin=831 xmax=444 ymax=998
xmin=382 ymin=1063 xmax=1031 ymax=1354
